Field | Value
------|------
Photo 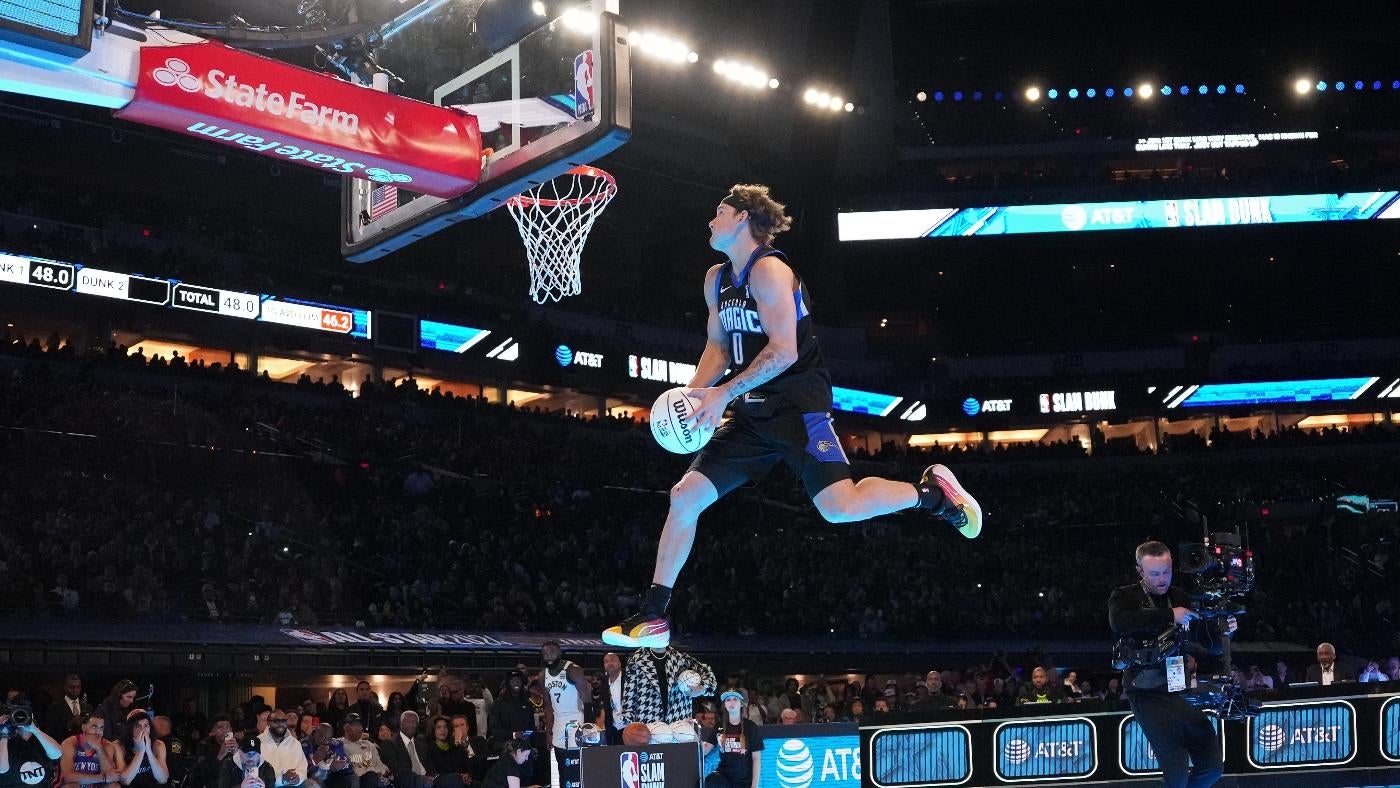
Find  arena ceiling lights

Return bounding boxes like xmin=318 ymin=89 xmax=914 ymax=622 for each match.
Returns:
xmin=925 ymin=82 xmax=1248 ymax=104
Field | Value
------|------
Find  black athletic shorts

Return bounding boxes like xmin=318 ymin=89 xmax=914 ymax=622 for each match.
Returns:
xmin=688 ymin=405 xmax=851 ymax=497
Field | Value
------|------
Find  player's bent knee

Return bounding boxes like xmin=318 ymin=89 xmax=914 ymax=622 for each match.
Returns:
xmin=815 ymin=498 xmax=858 ymax=524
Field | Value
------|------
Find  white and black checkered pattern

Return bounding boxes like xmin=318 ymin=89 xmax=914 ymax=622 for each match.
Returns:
xmin=620 ymin=646 xmax=716 ymax=724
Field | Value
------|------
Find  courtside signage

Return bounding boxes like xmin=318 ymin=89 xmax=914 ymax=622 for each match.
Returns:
xmin=1119 ymin=715 xmax=1223 ymax=775
xmin=1246 ymin=700 xmax=1356 ymax=769
xmin=868 ymin=725 xmax=972 ymax=787
xmin=756 ymin=728 xmax=862 ymax=788
xmin=992 ymin=717 xmax=1096 ymax=782
xmin=1381 ymin=695 xmax=1400 ymax=761
xmin=115 ymin=42 xmax=483 ymax=198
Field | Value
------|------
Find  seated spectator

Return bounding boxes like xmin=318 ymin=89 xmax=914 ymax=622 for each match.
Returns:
xmin=238 ymin=712 xmax=305 ymax=788
xmin=779 ymin=709 xmax=800 ymax=725
xmin=1016 ymin=668 xmax=1065 ymax=705
xmin=221 ymin=738 xmax=275 ymax=788
xmin=194 ymin=715 xmax=237 ymax=788
xmin=479 ymin=740 xmax=530 ymax=788
xmin=1359 ymin=661 xmax=1388 ymax=683
xmin=301 ymin=724 xmax=351 ymax=788
xmin=321 ymin=693 xmax=349 ymax=738
xmin=448 ymin=718 xmax=487 ymax=784
xmin=151 ymin=717 xmax=189 ymax=786
xmin=1306 ymin=643 xmax=1356 ymax=685
xmin=61 ymin=713 xmax=119 ymax=788
xmin=339 ymin=715 xmax=387 ymax=788
xmin=109 ymin=711 xmax=168 ymax=788
xmin=379 ymin=713 xmax=428 ymax=788
xmin=420 ymin=717 xmax=470 ymax=788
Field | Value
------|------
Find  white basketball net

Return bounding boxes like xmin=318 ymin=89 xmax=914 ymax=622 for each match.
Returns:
xmin=506 ymin=166 xmax=617 ymax=304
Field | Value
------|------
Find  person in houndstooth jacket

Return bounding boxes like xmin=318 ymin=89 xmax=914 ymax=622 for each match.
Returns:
xmin=621 ymin=647 xmax=717 ymax=725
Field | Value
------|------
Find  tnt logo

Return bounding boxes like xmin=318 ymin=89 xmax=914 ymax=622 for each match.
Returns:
xmin=281 ymin=628 xmax=333 ymax=645
xmin=619 ymin=752 xmax=639 ymax=788
xmin=18 ymin=761 xmax=47 ymax=786
xmin=1003 ymin=739 xmax=1031 ymax=764
xmin=153 ymin=58 xmax=201 ymax=93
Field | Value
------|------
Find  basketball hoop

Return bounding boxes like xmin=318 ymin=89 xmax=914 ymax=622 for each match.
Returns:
xmin=506 ymin=166 xmax=617 ymax=304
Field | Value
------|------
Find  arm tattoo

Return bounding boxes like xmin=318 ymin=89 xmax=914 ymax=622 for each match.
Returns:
xmin=722 ymin=344 xmax=794 ymax=399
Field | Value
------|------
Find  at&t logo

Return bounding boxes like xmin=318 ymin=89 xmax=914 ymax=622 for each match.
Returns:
xmin=1003 ymin=738 xmax=1031 ymax=764
xmin=776 ymin=740 xmax=813 ymax=788
xmin=153 ymin=58 xmax=201 ymax=93
xmin=555 ymin=345 xmax=575 ymax=367
xmin=1257 ymin=724 xmax=1286 ymax=752
xmin=961 ymin=397 xmax=981 ymax=416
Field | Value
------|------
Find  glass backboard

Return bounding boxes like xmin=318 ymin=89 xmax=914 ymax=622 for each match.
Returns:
xmin=341 ymin=0 xmax=629 ymax=262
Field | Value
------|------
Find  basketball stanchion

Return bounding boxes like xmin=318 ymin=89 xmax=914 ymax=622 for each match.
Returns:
xmin=506 ymin=166 xmax=617 ymax=304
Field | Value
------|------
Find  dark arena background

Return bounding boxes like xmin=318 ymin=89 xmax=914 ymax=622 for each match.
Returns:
xmin=4 ymin=0 xmax=1400 ymax=786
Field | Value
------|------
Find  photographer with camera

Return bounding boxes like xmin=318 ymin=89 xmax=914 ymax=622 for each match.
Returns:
xmin=2 ymin=701 xmax=65 ymax=788
xmin=1109 ymin=541 xmax=1237 ymax=788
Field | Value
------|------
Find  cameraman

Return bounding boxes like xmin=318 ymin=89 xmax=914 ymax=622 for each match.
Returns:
xmin=1109 ymin=541 xmax=1236 ymax=788
xmin=2 ymin=704 xmax=65 ymax=788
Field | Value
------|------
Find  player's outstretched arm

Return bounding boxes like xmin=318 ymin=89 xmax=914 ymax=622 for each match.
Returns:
xmin=687 ymin=264 xmax=731 ymax=389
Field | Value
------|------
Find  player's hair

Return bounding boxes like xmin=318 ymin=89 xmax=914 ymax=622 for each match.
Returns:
xmin=722 ymin=184 xmax=793 ymax=244
xmin=1135 ymin=540 xmax=1171 ymax=563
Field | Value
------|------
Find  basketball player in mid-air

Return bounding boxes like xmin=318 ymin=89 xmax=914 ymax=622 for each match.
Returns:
xmin=603 ymin=184 xmax=983 ymax=648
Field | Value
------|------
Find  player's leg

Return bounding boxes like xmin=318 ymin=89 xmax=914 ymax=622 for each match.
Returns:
xmin=791 ymin=412 xmax=982 ymax=537
xmin=602 ymin=415 xmax=779 ymax=648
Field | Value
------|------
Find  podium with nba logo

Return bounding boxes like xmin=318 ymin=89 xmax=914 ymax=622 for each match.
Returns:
xmin=580 ymin=744 xmax=703 ymax=788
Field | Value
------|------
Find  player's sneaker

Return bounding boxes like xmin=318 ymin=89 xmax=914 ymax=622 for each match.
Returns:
xmin=920 ymin=464 xmax=982 ymax=539
xmin=602 ymin=611 xmax=671 ymax=648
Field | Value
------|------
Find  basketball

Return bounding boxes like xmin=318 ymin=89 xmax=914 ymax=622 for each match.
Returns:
xmin=622 ymin=722 xmax=651 ymax=747
xmin=650 ymin=387 xmax=714 ymax=454
xmin=678 ymin=669 xmax=704 ymax=696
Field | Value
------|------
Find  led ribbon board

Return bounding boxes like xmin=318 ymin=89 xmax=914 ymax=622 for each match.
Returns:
xmin=837 ymin=191 xmax=1400 ymax=240
xmin=868 ymin=726 xmax=973 ymax=787
xmin=757 ymin=729 xmax=863 ymax=788
xmin=419 ymin=319 xmax=492 ymax=353
xmin=1175 ymin=377 xmax=1380 ymax=408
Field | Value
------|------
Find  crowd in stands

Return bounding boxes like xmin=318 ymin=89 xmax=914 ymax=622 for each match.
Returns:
xmin=1 ymin=334 xmax=1399 ymax=661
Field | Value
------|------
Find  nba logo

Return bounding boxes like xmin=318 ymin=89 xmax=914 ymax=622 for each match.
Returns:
xmin=281 ymin=628 xmax=333 ymax=645
xmin=574 ymin=50 xmax=595 ymax=118
xmin=619 ymin=752 xmax=639 ymax=788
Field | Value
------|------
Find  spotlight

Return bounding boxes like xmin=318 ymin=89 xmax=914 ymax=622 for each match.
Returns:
xmin=1161 ymin=85 xmax=1172 ymax=96
xmin=1067 ymin=88 xmax=1078 ymax=98
xmin=1393 ymin=80 xmax=1400 ymax=89
xmin=1025 ymin=86 xmax=1041 ymax=101
xmin=817 ymin=91 xmax=829 ymax=104
xmin=1046 ymin=88 xmax=1058 ymax=99
xmin=933 ymin=91 xmax=944 ymax=102
xmin=1354 ymin=80 xmax=1364 ymax=90
xmin=531 ymin=0 xmax=546 ymax=15
xmin=1216 ymin=84 xmax=1226 ymax=94
xmin=713 ymin=59 xmax=726 ymax=74
xmin=1335 ymin=81 xmax=1345 ymax=91
xmin=953 ymin=90 xmax=963 ymax=101
xmin=687 ymin=51 xmax=698 ymax=63
xmin=915 ymin=90 xmax=927 ymax=102
xmin=1197 ymin=84 xmax=1207 ymax=95
xmin=768 ymin=77 xmax=779 ymax=88
xmin=1235 ymin=83 xmax=1246 ymax=93
xmin=1085 ymin=88 xmax=1096 ymax=98
xmin=1138 ymin=83 xmax=1153 ymax=97
xmin=1317 ymin=80 xmax=1327 ymax=91
xmin=829 ymin=96 xmax=843 ymax=111
xmin=627 ymin=30 xmax=640 ymax=45
xmin=1373 ymin=81 xmax=1382 ymax=90
xmin=993 ymin=91 xmax=1004 ymax=101
xmin=1295 ymin=78 xmax=1311 ymax=94
xmin=803 ymin=87 xmax=817 ymax=103
xmin=1123 ymin=87 xmax=1134 ymax=98
xmin=972 ymin=90 xmax=982 ymax=100
xmin=1105 ymin=87 xmax=1115 ymax=98
xmin=844 ymin=102 xmax=854 ymax=112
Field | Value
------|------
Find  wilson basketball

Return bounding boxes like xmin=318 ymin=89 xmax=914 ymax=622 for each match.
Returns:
xmin=622 ymin=722 xmax=651 ymax=746
xmin=650 ymin=387 xmax=714 ymax=454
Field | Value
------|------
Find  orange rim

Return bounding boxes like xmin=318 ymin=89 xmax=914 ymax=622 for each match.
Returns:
xmin=506 ymin=166 xmax=617 ymax=208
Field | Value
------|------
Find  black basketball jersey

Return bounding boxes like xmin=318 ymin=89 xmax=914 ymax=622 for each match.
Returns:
xmin=715 ymin=245 xmax=831 ymax=415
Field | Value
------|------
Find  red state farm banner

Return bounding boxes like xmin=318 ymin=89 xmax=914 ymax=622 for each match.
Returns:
xmin=115 ymin=42 xmax=481 ymax=198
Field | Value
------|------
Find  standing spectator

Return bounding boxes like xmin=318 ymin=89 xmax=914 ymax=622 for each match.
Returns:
xmin=1 ymin=704 xmax=64 ymax=788
xmin=349 ymin=685 xmax=384 ymax=737
xmin=45 ymin=676 xmax=92 ymax=743
xmin=1306 ymin=643 xmax=1356 ymax=685
xmin=110 ymin=710 xmax=168 ymax=788
xmin=98 ymin=682 xmax=139 ymax=743
xmin=379 ymin=713 xmax=428 ymax=788
xmin=322 ymin=693 xmax=350 ymax=737
xmin=60 ymin=713 xmax=119 ymax=788
xmin=152 ymin=717 xmax=190 ymax=786
xmin=382 ymin=698 xmax=407 ymax=733
xmin=704 ymin=692 xmax=762 ymax=788
xmin=485 ymin=677 xmax=532 ymax=754
xmin=340 ymin=714 xmax=388 ymax=788
xmin=620 ymin=647 xmax=715 ymax=727
xmin=437 ymin=684 xmax=474 ymax=738
xmin=461 ymin=679 xmax=492 ymax=747
xmin=598 ymin=654 xmax=625 ymax=746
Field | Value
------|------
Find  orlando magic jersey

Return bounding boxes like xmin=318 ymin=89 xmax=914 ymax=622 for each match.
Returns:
xmin=545 ymin=661 xmax=584 ymax=747
xmin=716 ymin=245 xmax=831 ymax=414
